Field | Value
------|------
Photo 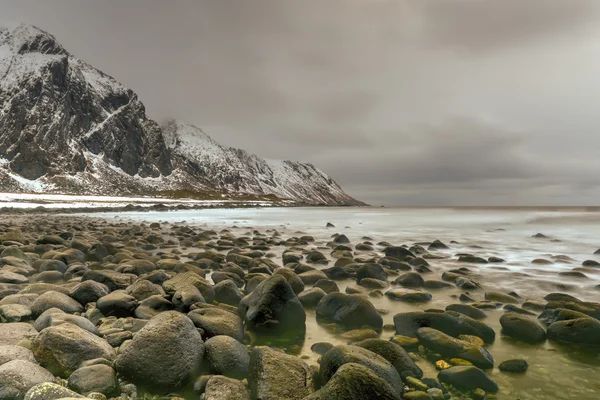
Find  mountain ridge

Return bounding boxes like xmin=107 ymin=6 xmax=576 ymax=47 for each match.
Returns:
xmin=0 ymin=24 xmax=365 ymax=206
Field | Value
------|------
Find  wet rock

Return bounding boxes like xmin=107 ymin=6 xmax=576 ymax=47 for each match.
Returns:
xmin=24 ymin=382 xmax=85 ymax=400
xmin=304 ymin=363 xmax=401 ymax=400
xmin=306 ymin=251 xmax=328 ymax=264
xmin=311 ymin=342 xmax=334 ymax=355
xmin=340 ymin=328 xmax=379 ymax=343
xmin=500 ymin=313 xmax=546 ymax=343
xmin=124 ymin=279 xmax=165 ymax=301
xmin=538 ymin=308 xmax=591 ymax=325
xmin=298 ymin=287 xmax=327 ymax=308
xmin=201 ymin=375 xmax=250 ymax=400
xmin=498 ymin=359 xmax=528 ymax=373
xmin=203 ymin=335 xmax=249 ymax=379
xmin=0 ymin=303 xmax=32 ymax=322
xmin=320 ymin=345 xmax=404 ymax=395
xmin=316 ymin=292 xmax=383 ymax=330
xmin=172 ymin=285 xmax=205 ymax=312
xmin=313 ymin=279 xmax=339 ymax=294
xmin=333 ymin=234 xmax=350 ymax=244
xmin=438 ymin=366 xmax=498 ymax=393
xmin=188 ymin=304 xmax=244 ymax=341
xmin=385 ymin=289 xmax=432 ymax=303
xmin=544 ymin=293 xmax=581 ymax=302
xmin=248 ymin=346 xmax=312 ymax=400
xmin=115 ymin=311 xmax=204 ymax=393
xmin=393 ymin=311 xmax=495 ymax=343
xmin=0 ymin=345 xmax=36 ymax=366
xmin=416 ymin=328 xmax=494 ymax=369
xmin=488 ymin=256 xmax=505 ymax=263
xmin=457 ymin=255 xmax=488 ymax=264
xmin=547 ymin=317 xmax=600 ymax=345
xmin=357 ymin=263 xmax=388 ymax=282
xmin=455 ymin=277 xmax=481 ymax=290
xmin=384 ymin=246 xmax=415 ymax=260
xmin=96 ymin=291 xmax=138 ymax=318
xmin=213 ymin=280 xmax=244 ymax=306
xmin=69 ymin=281 xmax=109 ymax=306
xmin=0 ymin=322 xmax=37 ymax=345
xmin=273 ymin=269 xmax=305 ymax=294
xmin=484 ymin=291 xmax=519 ymax=304
xmin=67 ymin=364 xmax=119 ymax=396
xmin=163 ymin=271 xmax=215 ymax=303
xmin=394 ymin=272 xmax=424 ymax=288
xmin=503 ymin=304 xmax=535 ymax=315
xmin=423 ymin=280 xmax=453 ymax=289
xmin=298 ymin=270 xmax=329 ymax=285
xmin=34 ymin=308 xmax=97 ymax=334
xmin=82 ymin=270 xmax=136 ymax=291
xmin=238 ymin=275 xmax=305 ymax=332
xmin=445 ymin=304 xmax=487 ymax=320
xmin=544 ymin=300 xmax=600 ymax=320
xmin=428 ymin=240 xmax=449 ymax=250
xmin=354 ymin=338 xmax=422 ymax=378
xmin=0 ymin=360 xmax=56 ymax=400
xmin=32 ymin=323 xmax=115 ymax=377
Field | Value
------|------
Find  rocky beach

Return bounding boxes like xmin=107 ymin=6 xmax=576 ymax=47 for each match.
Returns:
xmin=0 ymin=207 xmax=598 ymax=400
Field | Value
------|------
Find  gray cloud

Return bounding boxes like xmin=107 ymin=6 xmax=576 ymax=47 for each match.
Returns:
xmin=1 ymin=0 xmax=600 ymax=205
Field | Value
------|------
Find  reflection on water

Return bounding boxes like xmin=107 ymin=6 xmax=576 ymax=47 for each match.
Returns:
xmin=97 ymin=207 xmax=600 ymax=399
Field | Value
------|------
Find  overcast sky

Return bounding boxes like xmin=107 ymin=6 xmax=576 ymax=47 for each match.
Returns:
xmin=2 ymin=0 xmax=600 ymax=206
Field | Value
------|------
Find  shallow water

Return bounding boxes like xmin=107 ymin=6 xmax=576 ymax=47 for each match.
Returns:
xmin=96 ymin=207 xmax=600 ymax=399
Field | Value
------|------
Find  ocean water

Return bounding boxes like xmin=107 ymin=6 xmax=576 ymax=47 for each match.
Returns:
xmin=96 ymin=207 xmax=600 ymax=399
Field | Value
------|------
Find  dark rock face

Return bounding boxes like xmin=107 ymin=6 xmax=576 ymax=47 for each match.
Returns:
xmin=0 ymin=25 xmax=363 ymax=205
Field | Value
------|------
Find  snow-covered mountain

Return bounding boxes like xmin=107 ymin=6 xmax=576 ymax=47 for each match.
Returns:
xmin=0 ymin=24 xmax=363 ymax=205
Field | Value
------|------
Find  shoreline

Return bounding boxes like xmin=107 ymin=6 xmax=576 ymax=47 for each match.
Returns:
xmin=0 ymin=211 xmax=598 ymax=399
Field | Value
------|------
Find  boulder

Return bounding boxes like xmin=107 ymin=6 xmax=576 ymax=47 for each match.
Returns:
xmin=68 ymin=281 xmax=109 ymax=306
xmin=0 ymin=345 xmax=36 ymax=366
xmin=30 ymin=291 xmax=83 ymax=317
xmin=394 ymin=272 xmax=424 ymax=288
xmin=0 ymin=303 xmax=32 ymax=322
xmin=67 ymin=364 xmax=119 ymax=396
xmin=0 ymin=360 xmax=56 ymax=400
xmin=354 ymin=339 xmax=422 ymax=378
xmin=115 ymin=311 xmax=204 ymax=393
xmin=81 ymin=270 xmax=136 ymax=291
xmin=438 ymin=366 xmax=498 ymax=393
xmin=547 ymin=317 xmax=600 ymax=345
xmin=24 ymin=382 xmax=84 ymax=400
xmin=538 ymin=308 xmax=591 ymax=325
xmin=304 ymin=363 xmax=401 ymax=400
xmin=34 ymin=308 xmax=97 ymax=334
xmin=498 ymin=359 xmax=528 ymax=373
xmin=0 ymin=322 xmax=37 ymax=345
xmin=320 ymin=345 xmax=404 ymax=395
xmin=32 ymin=323 xmax=115 ymax=377
xmin=393 ymin=311 xmax=495 ymax=343
xmin=238 ymin=275 xmax=305 ymax=333
xmin=201 ymin=375 xmax=250 ymax=400
xmin=298 ymin=287 xmax=327 ymax=308
xmin=125 ymin=279 xmax=164 ymax=301
xmin=162 ymin=271 xmax=215 ymax=303
xmin=356 ymin=263 xmax=387 ymax=282
xmin=499 ymin=313 xmax=546 ymax=344
xmin=213 ymin=280 xmax=244 ymax=306
xmin=96 ymin=291 xmax=138 ymax=318
xmin=273 ymin=269 xmax=305 ymax=294
xmin=445 ymin=304 xmax=487 ymax=320
xmin=188 ymin=305 xmax=244 ymax=342
xmin=203 ymin=335 xmax=249 ymax=379
xmin=416 ymin=328 xmax=494 ymax=369
xmin=248 ymin=346 xmax=312 ymax=400
xmin=316 ymin=293 xmax=382 ymax=331
xmin=485 ymin=292 xmax=519 ymax=304
xmin=385 ymin=289 xmax=432 ymax=303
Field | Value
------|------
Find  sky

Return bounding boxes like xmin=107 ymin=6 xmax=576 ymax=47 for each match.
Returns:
xmin=1 ymin=0 xmax=600 ymax=206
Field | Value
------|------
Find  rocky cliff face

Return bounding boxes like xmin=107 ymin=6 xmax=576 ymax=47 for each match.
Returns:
xmin=0 ymin=24 xmax=363 ymax=206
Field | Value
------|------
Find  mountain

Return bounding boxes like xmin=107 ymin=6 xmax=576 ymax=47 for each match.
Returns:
xmin=0 ymin=24 xmax=364 ymax=206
